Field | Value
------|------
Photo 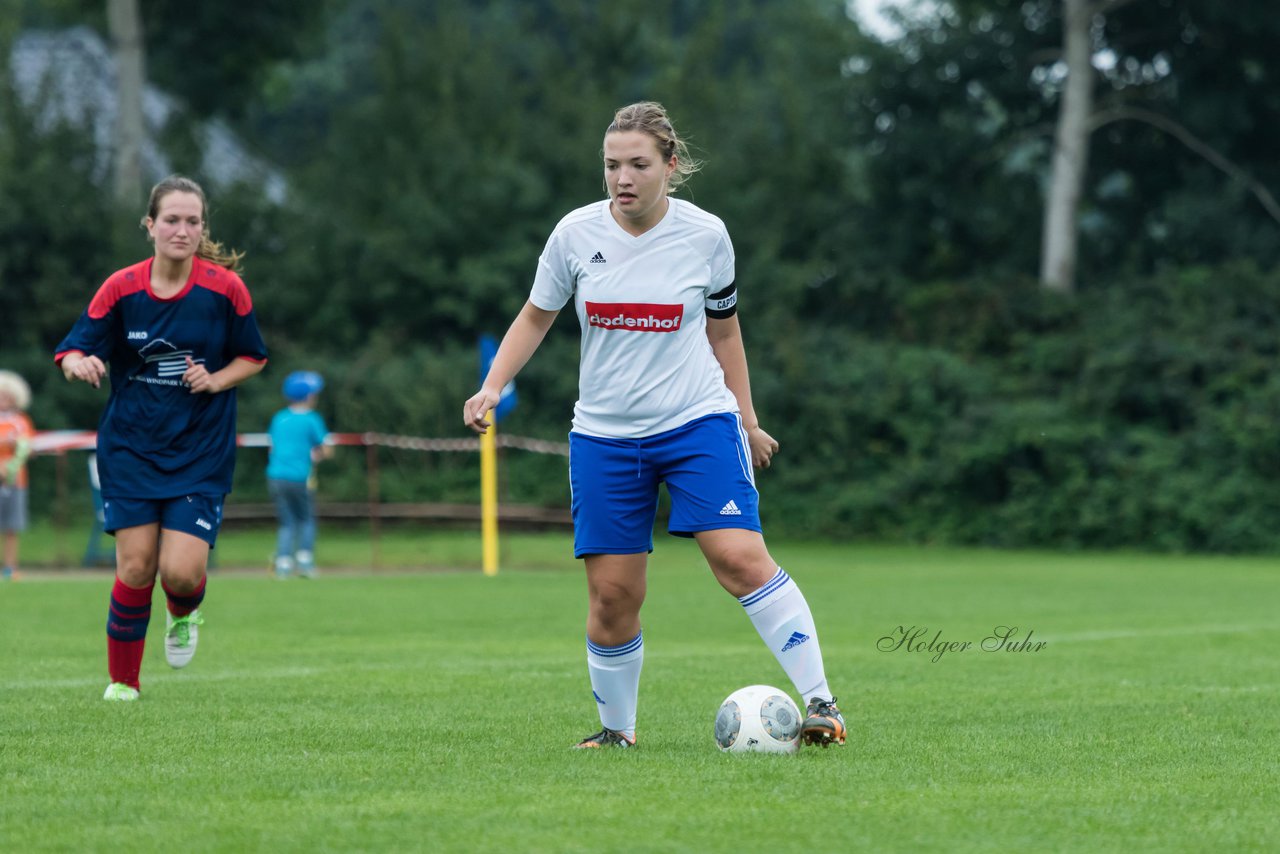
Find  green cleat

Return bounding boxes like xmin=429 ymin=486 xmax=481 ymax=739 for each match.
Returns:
xmin=103 ymin=682 xmax=140 ymax=701
xmin=165 ymin=610 xmax=204 ymax=669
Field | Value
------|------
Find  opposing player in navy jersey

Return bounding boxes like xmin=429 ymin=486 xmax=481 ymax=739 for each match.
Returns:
xmin=464 ymin=102 xmax=846 ymax=749
xmin=55 ymin=175 xmax=267 ymax=701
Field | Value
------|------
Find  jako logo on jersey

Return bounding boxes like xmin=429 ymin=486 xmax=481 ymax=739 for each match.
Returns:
xmin=781 ymin=631 xmax=810 ymax=652
xmin=127 ymin=330 xmax=148 ymax=340
xmin=585 ymin=301 xmax=683 ymax=333
xmin=196 ymin=518 xmax=212 ymax=531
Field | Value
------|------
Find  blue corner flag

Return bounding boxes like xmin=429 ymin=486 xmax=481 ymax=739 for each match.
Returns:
xmin=479 ymin=334 xmax=518 ymax=422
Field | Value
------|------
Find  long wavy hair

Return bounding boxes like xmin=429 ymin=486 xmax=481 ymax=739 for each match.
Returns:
xmin=141 ymin=175 xmax=245 ymax=272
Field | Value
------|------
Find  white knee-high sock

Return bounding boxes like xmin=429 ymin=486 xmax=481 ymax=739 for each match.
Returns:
xmin=739 ymin=568 xmax=832 ymax=705
xmin=586 ymin=631 xmax=643 ymax=738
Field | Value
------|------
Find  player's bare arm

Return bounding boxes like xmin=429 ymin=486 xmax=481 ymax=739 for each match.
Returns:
xmin=705 ymin=315 xmax=778 ymax=468
xmin=464 ymin=301 xmax=559 ymax=433
xmin=60 ymin=352 xmax=107 ymax=389
xmin=184 ymin=356 xmax=266 ymax=395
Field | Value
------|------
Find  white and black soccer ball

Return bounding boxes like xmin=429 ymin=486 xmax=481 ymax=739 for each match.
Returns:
xmin=714 ymin=684 xmax=801 ymax=754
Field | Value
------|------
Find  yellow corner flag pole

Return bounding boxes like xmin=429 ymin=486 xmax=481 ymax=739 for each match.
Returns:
xmin=480 ymin=411 xmax=499 ymax=575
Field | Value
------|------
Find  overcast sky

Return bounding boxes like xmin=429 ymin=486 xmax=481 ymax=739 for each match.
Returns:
xmin=849 ymin=0 xmax=902 ymax=39
xmin=850 ymin=0 xmax=941 ymax=41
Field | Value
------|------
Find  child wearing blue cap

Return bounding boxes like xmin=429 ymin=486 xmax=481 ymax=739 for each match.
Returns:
xmin=267 ymin=371 xmax=331 ymax=578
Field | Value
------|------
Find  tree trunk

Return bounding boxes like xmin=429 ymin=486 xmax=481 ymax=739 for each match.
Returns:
xmin=107 ymin=0 xmax=145 ymax=206
xmin=1040 ymin=0 xmax=1094 ymax=293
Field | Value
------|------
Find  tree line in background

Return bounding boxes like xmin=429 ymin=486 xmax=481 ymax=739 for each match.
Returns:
xmin=2 ymin=0 xmax=1279 ymax=551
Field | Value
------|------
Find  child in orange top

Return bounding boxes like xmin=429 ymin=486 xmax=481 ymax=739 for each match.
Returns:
xmin=0 ymin=371 xmax=34 ymax=581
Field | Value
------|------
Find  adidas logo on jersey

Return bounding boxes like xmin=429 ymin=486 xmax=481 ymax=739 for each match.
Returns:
xmin=590 ymin=251 xmax=607 ymax=263
xmin=719 ymin=500 xmax=742 ymax=516
xmin=781 ymin=631 xmax=810 ymax=652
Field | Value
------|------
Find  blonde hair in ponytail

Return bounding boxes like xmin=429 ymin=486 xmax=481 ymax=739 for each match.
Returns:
xmin=605 ymin=101 xmax=702 ymax=194
xmin=141 ymin=175 xmax=245 ymax=272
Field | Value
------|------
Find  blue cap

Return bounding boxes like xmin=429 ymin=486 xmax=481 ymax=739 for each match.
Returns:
xmin=282 ymin=370 xmax=325 ymax=402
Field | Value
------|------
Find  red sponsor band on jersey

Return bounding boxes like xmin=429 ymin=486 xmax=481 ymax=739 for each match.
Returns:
xmin=585 ymin=301 xmax=683 ymax=333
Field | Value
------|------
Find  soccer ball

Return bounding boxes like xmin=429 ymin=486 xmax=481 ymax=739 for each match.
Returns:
xmin=714 ymin=685 xmax=801 ymax=754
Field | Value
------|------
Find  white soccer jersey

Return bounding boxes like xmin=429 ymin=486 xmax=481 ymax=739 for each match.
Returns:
xmin=530 ymin=198 xmax=740 ymax=438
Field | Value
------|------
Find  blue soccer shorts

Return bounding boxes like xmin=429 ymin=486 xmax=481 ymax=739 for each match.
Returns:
xmin=568 ymin=412 xmax=762 ymax=558
xmin=103 ymin=494 xmax=225 ymax=547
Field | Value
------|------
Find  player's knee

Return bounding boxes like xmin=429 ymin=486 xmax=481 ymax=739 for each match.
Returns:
xmin=710 ymin=547 xmax=775 ymax=595
xmin=160 ymin=568 xmax=204 ymax=594
xmin=710 ymin=542 xmax=770 ymax=575
xmin=116 ymin=553 xmax=157 ymax=585
xmin=589 ymin=581 xmax=643 ymax=621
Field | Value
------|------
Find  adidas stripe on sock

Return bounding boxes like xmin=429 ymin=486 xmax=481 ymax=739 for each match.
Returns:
xmin=586 ymin=631 xmax=643 ymax=739
xmin=739 ymin=568 xmax=832 ymax=705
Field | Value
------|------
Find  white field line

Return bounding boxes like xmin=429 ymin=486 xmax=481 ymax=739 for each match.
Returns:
xmin=1169 ymin=684 xmax=1278 ymax=693
xmin=8 ymin=625 xmax=1278 ymax=692
xmin=5 ymin=657 xmax=572 ymax=692
xmin=5 ymin=662 xmax=400 ymax=691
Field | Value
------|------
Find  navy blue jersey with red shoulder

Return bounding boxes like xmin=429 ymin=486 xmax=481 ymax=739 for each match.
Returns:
xmin=55 ymin=257 xmax=268 ymax=499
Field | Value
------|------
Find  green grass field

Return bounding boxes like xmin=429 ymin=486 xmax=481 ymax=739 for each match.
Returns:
xmin=2 ymin=533 xmax=1277 ymax=852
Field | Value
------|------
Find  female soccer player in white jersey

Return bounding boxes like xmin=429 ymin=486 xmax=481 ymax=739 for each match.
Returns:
xmin=463 ymin=102 xmax=845 ymax=749
xmin=56 ymin=175 xmax=268 ymax=701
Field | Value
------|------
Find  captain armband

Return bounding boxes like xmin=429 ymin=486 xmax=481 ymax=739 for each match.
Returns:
xmin=705 ymin=282 xmax=738 ymax=319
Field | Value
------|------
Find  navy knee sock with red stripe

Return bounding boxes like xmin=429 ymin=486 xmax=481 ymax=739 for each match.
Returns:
xmin=107 ymin=577 xmax=153 ymax=690
xmin=163 ymin=576 xmax=206 ymax=617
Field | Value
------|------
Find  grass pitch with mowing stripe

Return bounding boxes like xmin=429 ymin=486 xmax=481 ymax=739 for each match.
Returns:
xmin=1 ymin=537 xmax=1277 ymax=852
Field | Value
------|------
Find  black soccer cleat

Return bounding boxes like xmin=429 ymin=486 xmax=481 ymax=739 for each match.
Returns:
xmin=573 ymin=727 xmax=636 ymax=749
xmin=800 ymin=696 xmax=847 ymax=747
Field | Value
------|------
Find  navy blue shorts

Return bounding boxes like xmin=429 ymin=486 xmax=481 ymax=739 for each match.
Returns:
xmin=103 ymin=494 xmax=225 ymax=547
xmin=568 ymin=413 xmax=761 ymax=558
